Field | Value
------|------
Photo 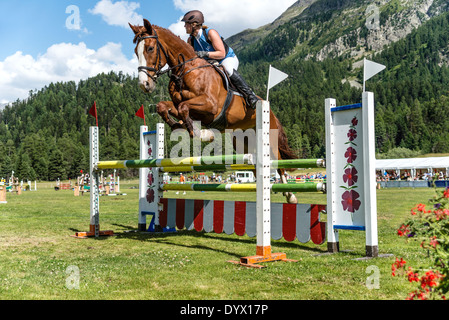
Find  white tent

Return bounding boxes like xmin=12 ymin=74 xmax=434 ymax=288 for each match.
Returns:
xmin=376 ymin=156 xmax=449 ymax=179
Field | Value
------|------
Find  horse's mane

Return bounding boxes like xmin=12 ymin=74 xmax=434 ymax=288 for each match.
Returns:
xmin=132 ymin=24 xmax=195 ymax=56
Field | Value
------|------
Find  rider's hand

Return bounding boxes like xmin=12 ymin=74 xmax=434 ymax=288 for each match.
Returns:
xmin=196 ymin=51 xmax=209 ymax=59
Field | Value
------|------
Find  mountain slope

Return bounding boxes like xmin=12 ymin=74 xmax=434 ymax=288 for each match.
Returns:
xmin=227 ymin=0 xmax=319 ymax=52
xmin=232 ymin=0 xmax=449 ymax=157
xmin=228 ymin=0 xmax=449 ymax=64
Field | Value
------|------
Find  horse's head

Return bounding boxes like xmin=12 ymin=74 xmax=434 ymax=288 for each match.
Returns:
xmin=129 ymin=19 xmax=168 ymax=94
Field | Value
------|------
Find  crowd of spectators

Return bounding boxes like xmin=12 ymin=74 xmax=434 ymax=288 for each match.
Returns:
xmin=376 ymin=170 xmax=448 ymax=181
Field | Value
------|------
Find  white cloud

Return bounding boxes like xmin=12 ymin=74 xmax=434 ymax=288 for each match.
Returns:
xmin=89 ymin=0 xmax=143 ymax=28
xmin=0 ymin=42 xmax=137 ymax=103
xmin=170 ymin=0 xmax=297 ymax=38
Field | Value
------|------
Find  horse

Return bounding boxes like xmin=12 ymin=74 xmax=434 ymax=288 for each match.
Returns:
xmin=129 ymin=19 xmax=298 ymax=204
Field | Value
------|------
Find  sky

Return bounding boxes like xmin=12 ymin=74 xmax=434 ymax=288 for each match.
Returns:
xmin=0 ymin=0 xmax=297 ymax=104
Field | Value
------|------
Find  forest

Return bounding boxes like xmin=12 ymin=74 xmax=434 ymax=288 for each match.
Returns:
xmin=1 ymin=9 xmax=449 ymax=181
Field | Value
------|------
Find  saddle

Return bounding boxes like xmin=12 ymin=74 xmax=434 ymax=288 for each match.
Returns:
xmin=206 ymin=63 xmax=242 ymax=131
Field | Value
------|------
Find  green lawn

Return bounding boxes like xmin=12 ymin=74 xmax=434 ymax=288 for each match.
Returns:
xmin=0 ymin=181 xmax=437 ymax=300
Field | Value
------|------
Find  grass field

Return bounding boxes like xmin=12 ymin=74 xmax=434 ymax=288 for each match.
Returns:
xmin=0 ymin=180 xmax=439 ymax=300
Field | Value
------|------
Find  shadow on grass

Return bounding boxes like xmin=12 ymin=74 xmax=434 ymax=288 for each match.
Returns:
xmin=109 ymin=227 xmax=328 ymax=258
xmin=67 ymin=225 xmax=369 ymax=259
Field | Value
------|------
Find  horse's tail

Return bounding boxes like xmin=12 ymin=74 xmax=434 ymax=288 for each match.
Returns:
xmin=273 ymin=115 xmax=297 ymax=160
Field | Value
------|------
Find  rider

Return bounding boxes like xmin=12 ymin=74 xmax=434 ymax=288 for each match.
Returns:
xmin=182 ymin=10 xmax=260 ymax=109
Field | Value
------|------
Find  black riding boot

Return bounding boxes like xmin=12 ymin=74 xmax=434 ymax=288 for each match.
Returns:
xmin=230 ymin=70 xmax=260 ymax=109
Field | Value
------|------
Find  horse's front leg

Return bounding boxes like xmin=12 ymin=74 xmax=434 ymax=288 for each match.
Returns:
xmin=156 ymin=101 xmax=185 ymax=130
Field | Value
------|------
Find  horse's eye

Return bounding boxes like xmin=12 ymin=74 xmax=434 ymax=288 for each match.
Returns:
xmin=147 ymin=46 xmax=154 ymax=53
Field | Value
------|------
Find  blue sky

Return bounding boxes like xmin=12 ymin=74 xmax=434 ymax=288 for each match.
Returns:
xmin=0 ymin=0 xmax=297 ymax=104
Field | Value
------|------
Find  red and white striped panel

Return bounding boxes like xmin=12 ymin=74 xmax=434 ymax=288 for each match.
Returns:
xmin=159 ymin=199 xmax=326 ymax=245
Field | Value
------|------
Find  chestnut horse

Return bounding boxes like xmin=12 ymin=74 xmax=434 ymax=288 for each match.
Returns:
xmin=129 ymin=19 xmax=298 ymax=203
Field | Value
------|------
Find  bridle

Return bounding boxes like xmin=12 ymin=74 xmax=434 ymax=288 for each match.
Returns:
xmin=136 ymin=29 xmax=170 ymax=83
xmin=136 ymin=28 xmax=214 ymax=85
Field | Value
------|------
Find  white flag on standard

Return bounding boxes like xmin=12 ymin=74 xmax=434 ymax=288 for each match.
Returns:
xmin=267 ymin=65 xmax=289 ymax=101
xmin=363 ymin=58 xmax=386 ymax=91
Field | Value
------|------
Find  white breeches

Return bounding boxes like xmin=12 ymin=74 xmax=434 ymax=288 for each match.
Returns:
xmin=221 ymin=55 xmax=239 ymax=76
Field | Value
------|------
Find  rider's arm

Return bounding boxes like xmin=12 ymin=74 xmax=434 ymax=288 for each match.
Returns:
xmin=206 ymin=29 xmax=226 ymax=60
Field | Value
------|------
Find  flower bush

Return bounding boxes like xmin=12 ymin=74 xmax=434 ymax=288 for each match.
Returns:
xmin=392 ymin=186 xmax=449 ymax=300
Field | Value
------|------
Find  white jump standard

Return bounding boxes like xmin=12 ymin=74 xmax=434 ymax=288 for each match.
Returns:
xmin=325 ymin=92 xmax=378 ymax=257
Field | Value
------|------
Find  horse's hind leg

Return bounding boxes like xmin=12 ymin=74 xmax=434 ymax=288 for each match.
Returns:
xmin=278 ymin=168 xmax=298 ymax=204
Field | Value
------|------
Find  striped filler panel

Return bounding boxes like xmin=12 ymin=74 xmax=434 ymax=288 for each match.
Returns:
xmin=159 ymin=199 xmax=326 ymax=245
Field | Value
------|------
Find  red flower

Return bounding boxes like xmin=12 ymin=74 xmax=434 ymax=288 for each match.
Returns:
xmin=347 ymin=129 xmax=358 ymax=141
xmin=406 ymin=290 xmax=428 ymax=300
xmin=395 ymin=257 xmax=407 ymax=268
xmin=344 ymin=147 xmax=357 ymax=163
xmin=413 ymin=203 xmax=430 ymax=213
xmin=434 ymin=209 xmax=447 ymax=221
xmin=429 ymin=236 xmax=438 ymax=248
xmin=343 ymin=167 xmax=358 ymax=186
xmin=351 ymin=117 xmax=358 ymax=126
xmin=420 ymin=270 xmax=442 ymax=289
xmin=443 ymin=188 xmax=449 ymax=198
xmin=146 ymin=188 xmax=155 ymax=203
xmin=341 ymin=190 xmax=361 ymax=213
xmin=147 ymin=172 xmax=154 ymax=185
xmin=397 ymin=224 xmax=410 ymax=237
xmin=391 ymin=257 xmax=407 ymax=276
xmin=407 ymin=268 xmax=420 ymax=283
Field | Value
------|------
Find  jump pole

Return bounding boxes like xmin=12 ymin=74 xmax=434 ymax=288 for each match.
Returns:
xmin=96 ymin=158 xmax=324 ymax=171
xmin=160 ymin=182 xmax=325 ymax=193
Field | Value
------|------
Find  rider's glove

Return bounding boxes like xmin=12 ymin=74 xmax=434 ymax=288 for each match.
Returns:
xmin=196 ymin=51 xmax=209 ymax=59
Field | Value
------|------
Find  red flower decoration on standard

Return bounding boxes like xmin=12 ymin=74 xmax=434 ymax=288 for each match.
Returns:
xmin=343 ymin=167 xmax=358 ymax=186
xmin=341 ymin=190 xmax=361 ymax=213
xmin=146 ymin=188 xmax=155 ymax=203
xmin=347 ymin=129 xmax=358 ymax=141
xmin=351 ymin=117 xmax=358 ymax=126
xmin=147 ymin=172 xmax=154 ymax=185
xmin=344 ymin=147 xmax=357 ymax=163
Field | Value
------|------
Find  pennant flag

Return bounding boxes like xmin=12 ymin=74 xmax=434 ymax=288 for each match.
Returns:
xmin=267 ymin=65 xmax=289 ymax=101
xmin=135 ymin=105 xmax=146 ymax=125
xmin=89 ymin=102 xmax=98 ymax=127
xmin=363 ymin=58 xmax=386 ymax=91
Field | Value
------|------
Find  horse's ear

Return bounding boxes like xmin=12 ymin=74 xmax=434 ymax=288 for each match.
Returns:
xmin=129 ymin=23 xmax=139 ymax=34
xmin=143 ymin=19 xmax=153 ymax=34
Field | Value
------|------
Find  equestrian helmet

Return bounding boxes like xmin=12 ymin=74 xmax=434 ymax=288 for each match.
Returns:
xmin=182 ymin=10 xmax=204 ymax=24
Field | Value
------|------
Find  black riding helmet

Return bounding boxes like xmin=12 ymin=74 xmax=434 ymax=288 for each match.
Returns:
xmin=181 ymin=10 xmax=205 ymax=24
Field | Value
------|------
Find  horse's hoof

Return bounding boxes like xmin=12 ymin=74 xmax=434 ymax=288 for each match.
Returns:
xmin=285 ymin=193 xmax=298 ymax=204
